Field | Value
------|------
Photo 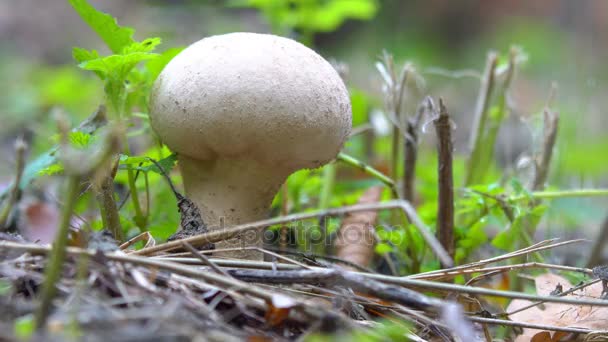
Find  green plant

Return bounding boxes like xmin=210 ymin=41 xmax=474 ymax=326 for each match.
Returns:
xmin=231 ymin=0 xmax=378 ymax=45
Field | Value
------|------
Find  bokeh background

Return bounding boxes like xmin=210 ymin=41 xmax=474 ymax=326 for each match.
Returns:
xmin=1 ymin=0 xmax=606 ymax=262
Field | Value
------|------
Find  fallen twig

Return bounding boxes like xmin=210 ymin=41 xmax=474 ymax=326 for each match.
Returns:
xmin=132 ymin=200 xmax=454 ymax=267
xmin=3 ymin=241 xmax=608 ymax=307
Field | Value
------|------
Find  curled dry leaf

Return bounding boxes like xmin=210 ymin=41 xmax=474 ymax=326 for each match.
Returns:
xmin=507 ymin=273 xmax=608 ymax=342
xmin=265 ymin=294 xmax=296 ymax=327
xmin=120 ymin=231 xmax=156 ymax=251
xmin=334 ymin=186 xmax=382 ymax=270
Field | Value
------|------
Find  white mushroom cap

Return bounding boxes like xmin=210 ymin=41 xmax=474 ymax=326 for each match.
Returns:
xmin=149 ymin=32 xmax=352 ymax=259
xmin=150 ymin=32 xmax=351 ymax=171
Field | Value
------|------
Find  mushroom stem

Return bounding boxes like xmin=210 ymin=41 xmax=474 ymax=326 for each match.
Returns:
xmin=179 ymin=155 xmax=288 ymax=260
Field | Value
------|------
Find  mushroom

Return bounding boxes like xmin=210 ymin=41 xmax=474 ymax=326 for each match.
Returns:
xmin=149 ymin=32 xmax=352 ymax=260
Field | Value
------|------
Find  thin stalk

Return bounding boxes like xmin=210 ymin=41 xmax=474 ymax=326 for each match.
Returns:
xmin=0 ymin=137 xmax=27 ymax=228
xmin=587 ymin=215 xmax=608 ymax=268
xmin=337 ymin=152 xmax=397 ymax=197
xmin=109 ymin=85 xmax=146 ymax=231
xmin=279 ymin=182 xmax=289 ymax=250
xmin=35 ymin=175 xmax=81 ymax=330
xmin=475 ymin=49 xmax=516 ymax=185
xmin=318 ymin=163 xmax=336 ymax=210
xmin=132 ymin=199 xmax=453 ymax=267
xmin=391 ymin=126 xmax=401 ymax=182
xmin=465 ymin=52 xmax=498 ymax=186
xmin=95 ymin=172 xmax=124 ymax=241
xmin=433 ymin=99 xmax=454 ymax=261
xmin=403 ymin=104 xmax=424 ymax=202
xmin=513 ymin=189 xmax=608 ymax=201
xmin=317 ymin=163 xmax=336 ymax=255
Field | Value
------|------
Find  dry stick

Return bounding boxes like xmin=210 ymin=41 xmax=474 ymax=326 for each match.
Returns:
xmin=504 ymin=278 xmax=602 ymax=318
xmin=227 ymin=268 xmax=445 ymax=312
xmin=412 ymin=239 xmax=584 ymax=279
xmin=132 ymin=200 xmax=454 ymax=267
xmin=432 ymin=98 xmax=455 ymax=260
xmin=0 ymin=136 xmax=27 ymax=229
xmin=5 ymin=241 xmax=608 ymax=307
xmin=587 ymin=215 xmax=608 ymax=268
xmin=156 ymin=257 xmax=591 ymax=283
xmin=181 ymin=241 xmax=231 ymax=277
xmin=532 ymin=94 xmax=560 ymax=191
xmin=403 ymin=103 xmax=424 ymax=203
xmin=201 ymin=246 xmax=313 ymax=269
xmin=468 ymin=316 xmax=598 ymax=335
xmin=4 ymin=242 xmax=339 ymax=321
xmin=418 ymin=262 xmax=592 ymax=282
xmin=161 ymin=245 xmax=376 ymax=273
xmin=465 ymin=52 xmax=498 ymax=186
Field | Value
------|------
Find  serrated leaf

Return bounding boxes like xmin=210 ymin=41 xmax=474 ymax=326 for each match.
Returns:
xmin=122 ymin=38 xmax=162 ymax=54
xmin=38 ymin=164 xmax=64 ymax=176
xmin=119 ymin=154 xmax=177 ymax=175
xmin=68 ymin=0 xmax=135 ymax=54
xmin=69 ymin=131 xmax=93 ymax=149
xmin=80 ymin=53 xmax=159 ymax=81
xmin=72 ymin=47 xmax=100 ymax=64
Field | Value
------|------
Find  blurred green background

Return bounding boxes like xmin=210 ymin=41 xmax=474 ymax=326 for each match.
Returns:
xmin=0 ymin=0 xmax=606 ymax=262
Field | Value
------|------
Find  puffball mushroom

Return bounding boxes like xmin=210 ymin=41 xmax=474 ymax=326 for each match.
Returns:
xmin=149 ymin=32 xmax=352 ymax=260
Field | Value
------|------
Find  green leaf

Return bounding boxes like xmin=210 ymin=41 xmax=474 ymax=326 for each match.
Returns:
xmin=122 ymin=38 xmax=162 ymax=54
xmin=303 ymin=0 xmax=378 ymax=32
xmin=18 ymin=150 xmax=57 ymax=189
xmin=79 ymin=52 xmax=159 ymax=82
xmin=69 ymin=131 xmax=94 ymax=149
xmin=72 ymin=47 xmax=100 ymax=64
xmin=79 ymin=52 xmax=158 ymax=84
xmin=374 ymin=242 xmax=393 ymax=254
xmin=492 ymin=205 xmax=547 ymax=250
xmin=14 ymin=315 xmax=35 ymax=340
xmin=145 ymin=47 xmax=183 ymax=82
xmin=119 ymin=154 xmax=178 ymax=175
xmin=38 ymin=163 xmax=64 ymax=176
xmin=68 ymin=0 xmax=135 ymax=54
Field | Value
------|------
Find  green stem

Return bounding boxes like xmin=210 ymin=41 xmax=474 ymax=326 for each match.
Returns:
xmin=514 ymin=189 xmax=608 ymax=201
xmin=464 ymin=52 xmax=498 ymax=186
xmin=95 ymin=174 xmax=124 ymax=241
xmin=0 ymin=139 xmax=26 ymax=228
xmin=318 ymin=163 xmax=336 ymax=210
xmin=337 ymin=153 xmax=397 ymax=196
xmin=35 ymin=176 xmax=80 ymax=330
xmin=109 ymin=84 xmax=146 ymax=231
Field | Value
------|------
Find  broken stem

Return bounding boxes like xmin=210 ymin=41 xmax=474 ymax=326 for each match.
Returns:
xmin=432 ymin=98 xmax=455 ymax=261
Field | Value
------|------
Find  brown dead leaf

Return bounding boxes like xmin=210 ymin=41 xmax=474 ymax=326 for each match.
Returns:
xmin=507 ymin=273 xmax=608 ymax=342
xmin=265 ymin=294 xmax=296 ymax=327
xmin=18 ymin=200 xmax=59 ymax=244
xmin=334 ymin=186 xmax=382 ymax=269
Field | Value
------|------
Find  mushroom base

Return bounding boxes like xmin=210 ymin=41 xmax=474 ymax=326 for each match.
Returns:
xmin=178 ymin=155 xmax=289 ymax=260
